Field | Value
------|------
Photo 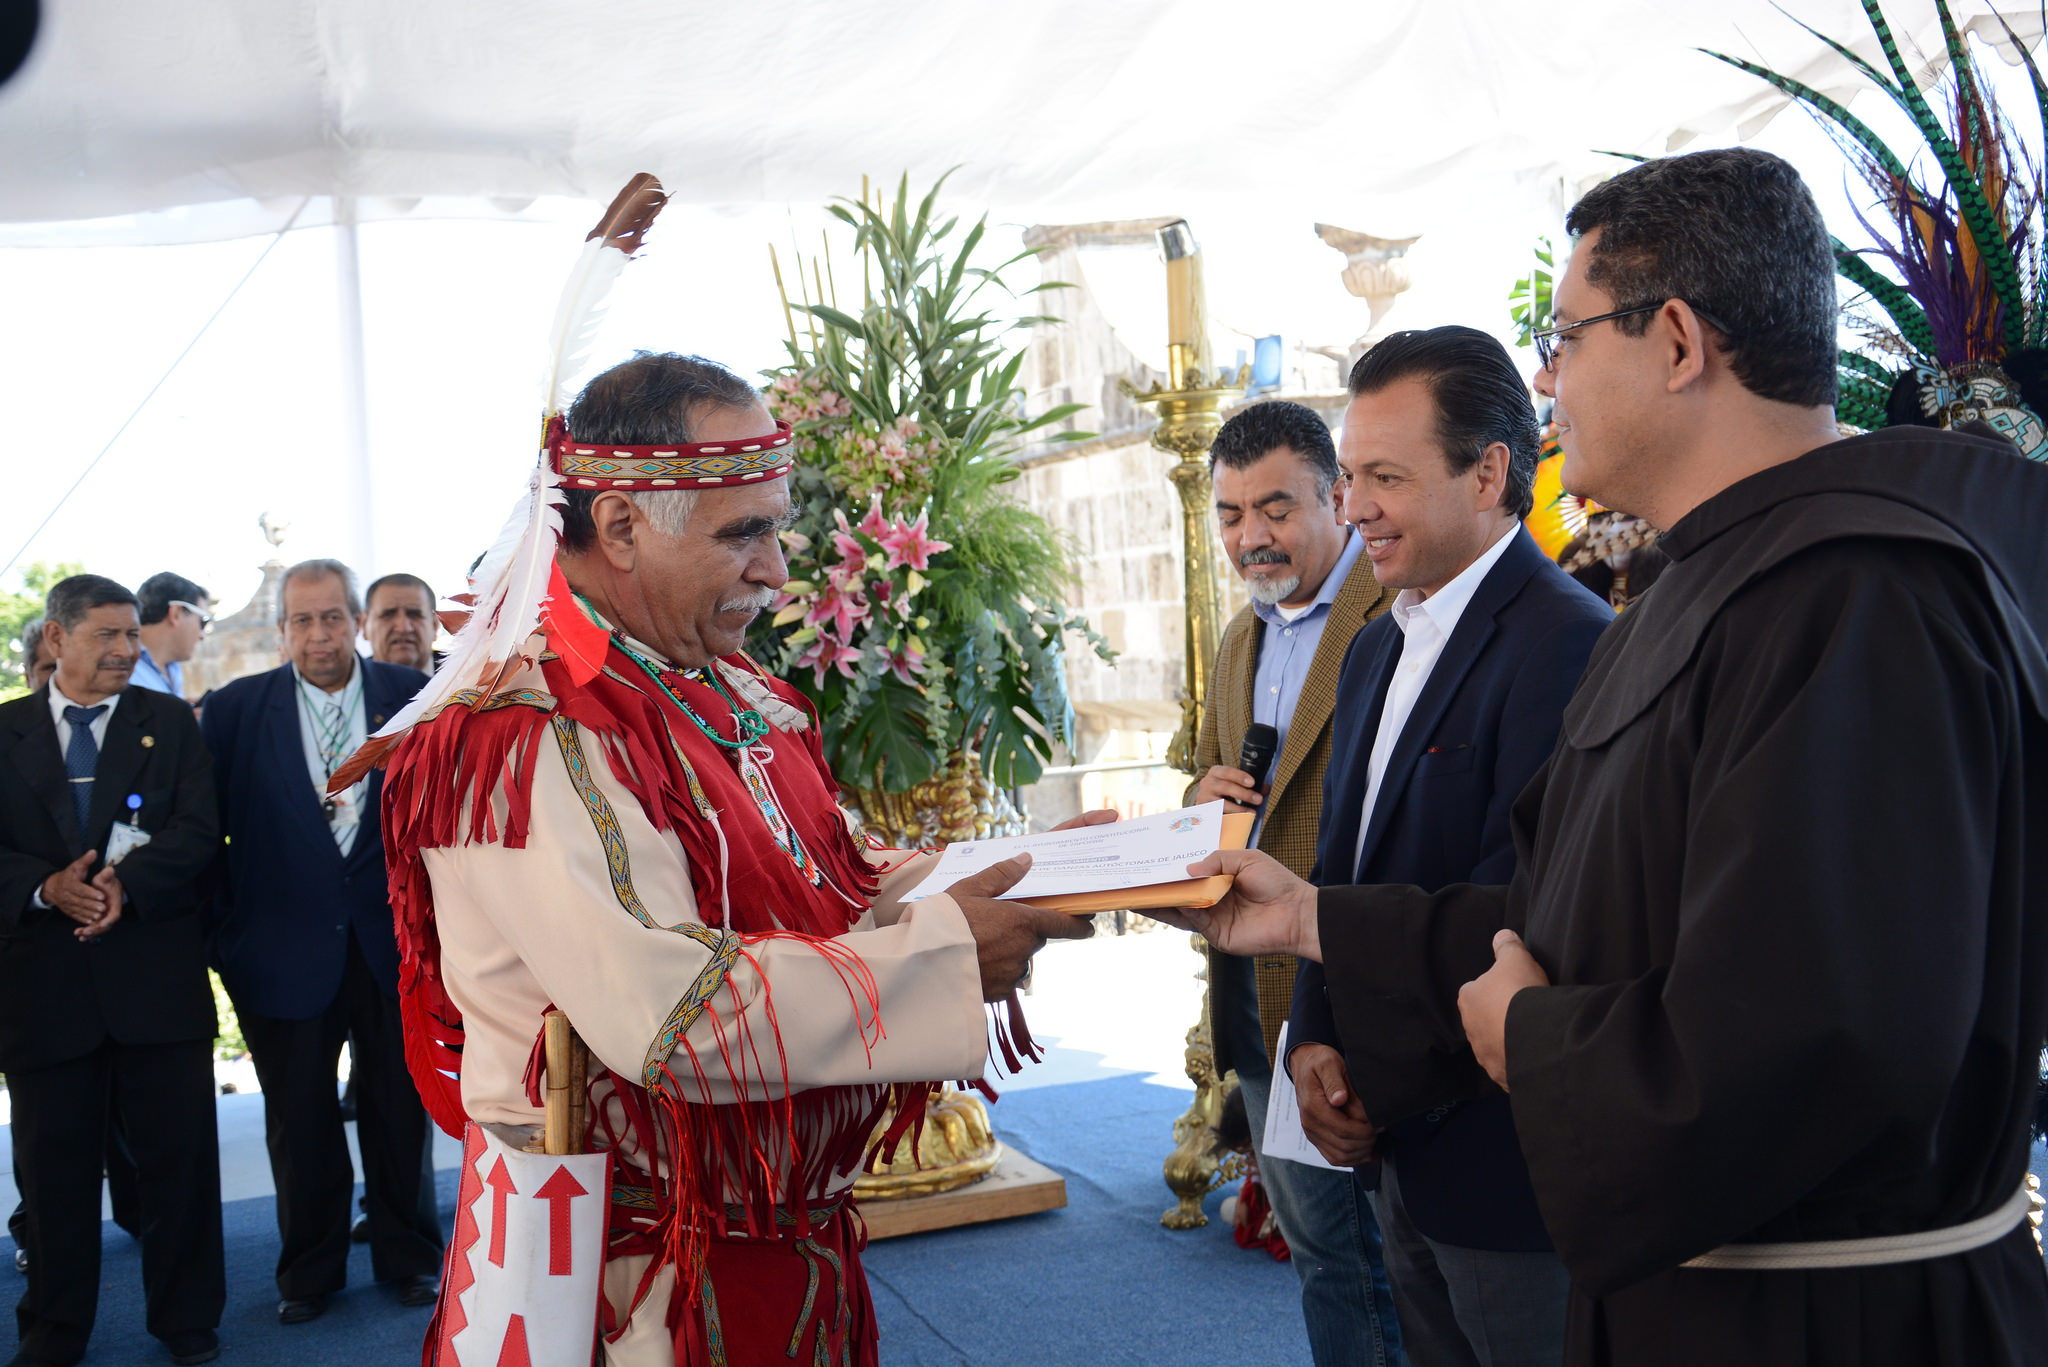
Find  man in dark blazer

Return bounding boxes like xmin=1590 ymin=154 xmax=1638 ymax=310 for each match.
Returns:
xmin=1286 ymin=329 xmax=1611 ymax=1365
xmin=0 ymin=574 xmax=224 ymax=1367
xmin=201 ymin=559 xmax=441 ymax=1324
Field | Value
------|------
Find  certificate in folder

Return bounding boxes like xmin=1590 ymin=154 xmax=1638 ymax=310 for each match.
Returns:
xmin=899 ymin=801 xmax=1255 ymax=915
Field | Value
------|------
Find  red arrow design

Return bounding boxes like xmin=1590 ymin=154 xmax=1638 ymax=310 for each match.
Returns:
xmin=484 ymin=1156 xmax=517 ymax=1268
xmin=494 ymin=1312 xmax=533 ymax=1367
xmin=535 ymin=1165 xmax=589 ymax=1276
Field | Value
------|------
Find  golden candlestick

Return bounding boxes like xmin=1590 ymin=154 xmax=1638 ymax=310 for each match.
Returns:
xmin=1119 ymin=217 xmax=1249 ymax=1228
xmin=1119 ymin=357 xmax=1250 ymax=773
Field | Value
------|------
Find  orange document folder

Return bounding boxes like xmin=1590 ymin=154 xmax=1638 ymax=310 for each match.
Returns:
xmin=1017 ymin=811 xmax=1254 ymax=915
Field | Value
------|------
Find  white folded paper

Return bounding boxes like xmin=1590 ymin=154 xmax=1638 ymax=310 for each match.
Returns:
xmin=899 ymin=800 xmax=1230 ymax=903
xmin=1262 ymin=1023 xmax=1352 ymax=1172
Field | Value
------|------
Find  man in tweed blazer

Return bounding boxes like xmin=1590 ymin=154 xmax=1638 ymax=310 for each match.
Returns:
xmin=1184 ymin=400 xmax=1402 ymax=1366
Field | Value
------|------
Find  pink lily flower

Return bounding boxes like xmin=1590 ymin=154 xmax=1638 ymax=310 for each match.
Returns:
xmin=880 ymin=510 xmax=951 ymax=573
xmin=858 ymin=496 xmax=890 ymax=540
xmin=805 ymin=583 xmax=870 ymax=641
xmin=795 ymin=633 xmax=863 ymax=688
xmin=830 ymin=508 xmax=867 ymax=564
xmin=885 ymin=640 xmax=927 ymax=687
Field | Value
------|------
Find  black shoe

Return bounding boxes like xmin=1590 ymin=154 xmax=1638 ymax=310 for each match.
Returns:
xmin=351 ymin=1214 xmax=370 ymax=1244
xmin=164 ymin=1331 xmax=220 ymax=1365
xmin=278 ymin=1294 xmax=329 ymax=1324
xmin=392 ymin=1273 xmax=439 ymax=1307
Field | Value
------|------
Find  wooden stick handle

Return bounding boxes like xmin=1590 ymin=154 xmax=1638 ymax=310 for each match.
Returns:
xmin=542 ymin=1010 xmax=578 ymax=1156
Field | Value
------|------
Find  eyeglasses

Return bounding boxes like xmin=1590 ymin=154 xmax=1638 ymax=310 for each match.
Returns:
xmin=1531 ymin=301 xmax=1733 ymax=370
xmin=170 ymin=600 xmax=215 ymax=636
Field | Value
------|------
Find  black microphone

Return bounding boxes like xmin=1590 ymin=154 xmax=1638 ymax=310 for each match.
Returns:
xmin=1238 ymin=722 xmax=1280 ymax=790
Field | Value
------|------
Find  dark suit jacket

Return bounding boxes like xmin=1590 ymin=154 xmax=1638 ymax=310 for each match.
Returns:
xmin=202 ymin=658 xmax=424 ymax=1020
xmin=1289 ymin=528 xmax=1609 ymax=1251
xmin=0 ymin=685 xmax=219 ymax=1072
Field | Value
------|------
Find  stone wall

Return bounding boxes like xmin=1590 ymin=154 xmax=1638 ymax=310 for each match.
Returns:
xmin=1012 ymin=221 xmax=1314 ymax=827
xmin=182 ymin=561 xmax=284 ymax=701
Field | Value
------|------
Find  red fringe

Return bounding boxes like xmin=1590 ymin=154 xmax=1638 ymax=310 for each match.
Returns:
xmin=383 ymin=640 xmax=1011 ymax=1361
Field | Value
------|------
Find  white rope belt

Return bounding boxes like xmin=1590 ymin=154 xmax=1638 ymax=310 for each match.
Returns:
xmin=1682 ymin=1181 xmax=2036 ymax=1271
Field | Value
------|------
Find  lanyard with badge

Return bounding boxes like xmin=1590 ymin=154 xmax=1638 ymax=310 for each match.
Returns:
xmin=105 ymin=792 xmax=151 ymax=865
xmin=298 ymin=668 xmax=364 ymax=832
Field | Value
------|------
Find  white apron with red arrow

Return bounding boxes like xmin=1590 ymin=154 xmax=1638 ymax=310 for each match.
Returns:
xmin=431 ymin=1122 xmax=613 ymax=1367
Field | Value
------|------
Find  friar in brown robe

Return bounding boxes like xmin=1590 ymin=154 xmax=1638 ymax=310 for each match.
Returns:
xmin=1176 ymin=148 xmax=2048 ymax=1367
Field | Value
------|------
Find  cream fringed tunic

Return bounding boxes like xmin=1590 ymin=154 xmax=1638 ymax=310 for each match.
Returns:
xmin=419 ymin=706 xmax=986 ymax=1364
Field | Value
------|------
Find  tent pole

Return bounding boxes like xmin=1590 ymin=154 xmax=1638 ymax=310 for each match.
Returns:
xmin=334 ymin=195 xmax=377 ymax=582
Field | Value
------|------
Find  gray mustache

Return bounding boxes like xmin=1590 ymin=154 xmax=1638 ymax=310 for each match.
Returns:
xmin=1238 ymin=549 xmax=1292 ymax=568
xmin=719 ymin=587 xmax=778 ymax=613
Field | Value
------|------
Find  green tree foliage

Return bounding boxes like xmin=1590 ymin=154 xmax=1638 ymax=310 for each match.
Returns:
xmin=0 ymin=561 xmax=85 ymax=700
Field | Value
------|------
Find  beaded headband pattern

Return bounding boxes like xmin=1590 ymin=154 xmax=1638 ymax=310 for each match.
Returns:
xmin=544 ymin=413 xmax=796 ymax=489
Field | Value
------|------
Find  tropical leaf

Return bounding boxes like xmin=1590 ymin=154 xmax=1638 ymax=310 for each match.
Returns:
xmin=829 ymin=675 xmax=935 ymax=791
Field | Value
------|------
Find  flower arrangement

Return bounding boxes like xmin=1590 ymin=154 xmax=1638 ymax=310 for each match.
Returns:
xmin=751 ymin=175 xmax=1113 ymax=800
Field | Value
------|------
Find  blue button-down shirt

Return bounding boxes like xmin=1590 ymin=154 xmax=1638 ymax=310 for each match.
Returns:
xmin=1247 ymin=530 xmax=1363 ymax=842
xmin=130 ymin=647 xmax=182 ymax=697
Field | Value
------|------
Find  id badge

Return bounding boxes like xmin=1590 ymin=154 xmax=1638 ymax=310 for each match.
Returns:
xmin=327 ymin=785 xmax=362 ymax=831
xmin=105 ymin=821 xmax=152 ymax=867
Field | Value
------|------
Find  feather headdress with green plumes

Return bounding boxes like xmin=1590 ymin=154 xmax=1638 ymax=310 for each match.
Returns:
xmin=1705 ymin=0 xmax=2048 ymax=454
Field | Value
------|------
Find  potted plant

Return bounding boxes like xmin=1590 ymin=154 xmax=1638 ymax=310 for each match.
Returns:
xmin=751 ymin=174 xmax=1113 ymax=845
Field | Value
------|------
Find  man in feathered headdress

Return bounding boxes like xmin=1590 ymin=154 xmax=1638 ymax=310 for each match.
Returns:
xmin=342 ymin=178 xmax=1094 ymax=1367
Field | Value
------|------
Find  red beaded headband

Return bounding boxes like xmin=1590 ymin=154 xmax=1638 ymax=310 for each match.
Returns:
xmin=545 ymin=413 xmax=796 ymax=490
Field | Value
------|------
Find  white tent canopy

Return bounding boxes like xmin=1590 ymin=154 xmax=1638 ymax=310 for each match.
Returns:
xmin=3 ymin=0 xmax=2043 ymax=240
xmin=3 ymin=0 xmax=2045 ymax=614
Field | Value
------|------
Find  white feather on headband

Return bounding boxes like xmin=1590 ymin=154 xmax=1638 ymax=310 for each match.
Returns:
xmin=330 ymin=174 xmax=668 ymax=792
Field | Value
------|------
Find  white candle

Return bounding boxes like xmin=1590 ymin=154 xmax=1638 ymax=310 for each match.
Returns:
xmin=1160 ymin=220 xmax=1211 ymax=388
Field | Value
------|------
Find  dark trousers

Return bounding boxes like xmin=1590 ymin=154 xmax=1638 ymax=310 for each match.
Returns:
xmin=236 ymin=935 xmax=441 ymax=1299
xmin=8 ymin=1037 xmax=224 ymax=1364
xmin=1365 ymin=1158 xmax=1569 ymax=1367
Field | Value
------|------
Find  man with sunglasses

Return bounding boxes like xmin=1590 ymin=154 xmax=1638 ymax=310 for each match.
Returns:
xmin=132 ymin=573 xmax=212 ymax=700
xmin=1179 ymin=147 xmax=2048 ymax=1364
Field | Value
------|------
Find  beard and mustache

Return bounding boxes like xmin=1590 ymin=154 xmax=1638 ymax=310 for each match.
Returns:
xmin=1238 ymin=548 xmax=1303 ymax=606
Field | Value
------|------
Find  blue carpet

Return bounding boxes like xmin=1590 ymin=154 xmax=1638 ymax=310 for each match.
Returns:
xmin=4 ymin=1075 xmax=1310 ymax=1365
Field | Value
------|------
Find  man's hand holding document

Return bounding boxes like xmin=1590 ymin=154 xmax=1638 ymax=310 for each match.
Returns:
xmin=902 ymin=800 xmax=1256 ymax=914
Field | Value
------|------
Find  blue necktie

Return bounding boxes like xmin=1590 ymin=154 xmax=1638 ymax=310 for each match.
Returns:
xmin=64 ymin=704 xmax=107 ymax=835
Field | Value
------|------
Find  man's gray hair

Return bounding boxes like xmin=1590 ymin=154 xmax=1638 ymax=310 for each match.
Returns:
xmin=19 ymin=616 xmax=45 ymax=655
xmin=278 ymin=558 xmax=363 ymax=621
xmin=628 ymin=489 xmax=699 ymax=539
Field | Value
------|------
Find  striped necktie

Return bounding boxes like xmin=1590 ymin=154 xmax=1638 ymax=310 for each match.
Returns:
xmin=64 ymin=704 xmax=108 ymax=835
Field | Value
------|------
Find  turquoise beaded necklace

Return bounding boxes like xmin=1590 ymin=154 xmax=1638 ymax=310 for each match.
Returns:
xmin=582 ymin=595 xmax=768 ymax=749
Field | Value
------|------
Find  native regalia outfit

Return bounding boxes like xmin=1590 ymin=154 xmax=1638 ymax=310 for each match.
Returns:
xmin=333 ymin=177 xmax=993 ymax=1367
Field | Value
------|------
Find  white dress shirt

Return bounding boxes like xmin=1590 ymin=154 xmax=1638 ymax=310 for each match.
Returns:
xmin=31 ymin=682 xmax=122 ymax=909
xmin=1353 ymin=523 xmax=1520 ymax=877
xmin=293 ymin=658 xmax=369 ymax=856
xmin=48 ymin=679 xmax=117 ymax=753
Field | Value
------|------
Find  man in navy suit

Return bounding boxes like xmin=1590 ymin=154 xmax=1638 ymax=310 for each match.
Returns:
xmin=1188 ymin=328 xmax=1611 ymax=1365
xmin=201 ymin=559 xmax=441 ymax=1323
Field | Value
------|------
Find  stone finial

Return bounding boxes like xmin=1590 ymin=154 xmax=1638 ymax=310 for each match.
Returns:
xmin=1314 ymin=224 xmax=1422 ymax=361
